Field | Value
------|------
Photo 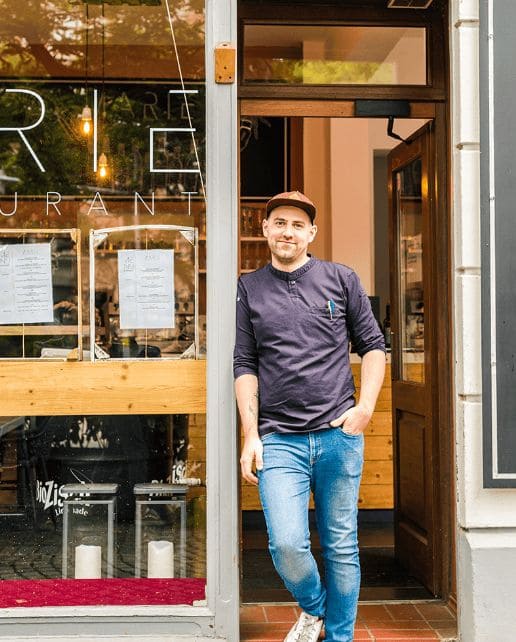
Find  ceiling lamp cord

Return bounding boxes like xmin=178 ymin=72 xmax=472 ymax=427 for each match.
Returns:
xmin=98 ymin=3 xmax=109 ymax=179
xmin=80 ymin=4 xmax=92 ymax=136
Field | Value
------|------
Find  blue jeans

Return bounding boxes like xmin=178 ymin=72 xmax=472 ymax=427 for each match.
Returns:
xmin=257 ymin=428 xmax=364 ymax=642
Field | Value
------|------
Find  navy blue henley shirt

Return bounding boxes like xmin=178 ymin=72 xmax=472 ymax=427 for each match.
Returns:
xmin=233 ymin=256 xmax=385 ymax=437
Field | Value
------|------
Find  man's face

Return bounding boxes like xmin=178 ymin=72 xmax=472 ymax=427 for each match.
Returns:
xmin=262 ymin=206 xmax=317 ymax=266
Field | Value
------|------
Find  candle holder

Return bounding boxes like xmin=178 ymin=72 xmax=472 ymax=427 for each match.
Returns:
xmin=133 ymin=483 xmax=188 ymax=578
xmin=61 ymin=483 xmax=118 ymax=579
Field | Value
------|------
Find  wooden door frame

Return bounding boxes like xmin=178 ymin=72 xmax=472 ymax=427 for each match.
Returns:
xmin=238 ymin=0 xmax=448 ymax=103
xmin=238 ymin=98 xmax=454 ymax=600
xmin=388 ymin=123 xmax=438 ymax=594
xmin=433 ymin=102 xmax=454 ymax=603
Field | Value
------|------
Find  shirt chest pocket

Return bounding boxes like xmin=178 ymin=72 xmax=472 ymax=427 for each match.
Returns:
xmin=308 ymin=305 xmax=345 ymax=320
xmin=299 ymin=305 xmax=347 ymax=344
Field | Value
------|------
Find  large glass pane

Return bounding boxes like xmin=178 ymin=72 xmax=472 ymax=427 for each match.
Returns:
xmin=0 ymin=414 xmax=206 ymax=599
xmin=0 ymin=0 xmax=206 ymax=609
xmin=0 ymin=1 xmax=204 ymax=80
xmin=243 ymin=25 xmax=426 ymax=85
xmin=395 ymin=158 xmax=424 ymax=383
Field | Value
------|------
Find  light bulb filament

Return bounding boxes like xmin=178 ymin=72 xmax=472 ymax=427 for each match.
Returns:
xmin=98 ymin=152 xmax=108 ymax=179
xmin=80 ymin=105 xmax=92 ymax=136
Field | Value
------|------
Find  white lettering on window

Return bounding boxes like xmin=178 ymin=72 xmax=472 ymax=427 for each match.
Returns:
xmin=46 ymin=192 xmax=62 ymax=216
xmin=87 ymin=192 xmax=109 ymax=216
xmin=0 ymin=89 xmax=46 ymax=172
xmin=149 ymin=127 xmax=201 ymax=174
xmin=0 ymin=192 xmax=17 ymax=217
xmin=167 ymin=89 xmax=198 ymax=121
xmin=134 ymin=192 xmax=155 ymax=216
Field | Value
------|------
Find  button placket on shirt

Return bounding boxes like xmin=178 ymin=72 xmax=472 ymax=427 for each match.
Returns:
xmin=287 ymin=278 xmax=299 ymax=298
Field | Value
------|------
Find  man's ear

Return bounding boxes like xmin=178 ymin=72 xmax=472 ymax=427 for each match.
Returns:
xmin=309 ymin=224 xmax=318 ymax=242
xmin=262 ymin=217 xmax=269 ymax=237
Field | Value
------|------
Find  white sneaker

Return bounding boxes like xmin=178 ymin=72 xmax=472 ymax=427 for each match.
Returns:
xmin=283 ymin=611 xmax=323 ymax=642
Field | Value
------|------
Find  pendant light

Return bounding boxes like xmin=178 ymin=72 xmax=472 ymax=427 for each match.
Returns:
xmin=80 ymin=4 xmax=92 ymax=137
xmin=80 ymin=105 xmax=92 ymax=135
xmin=97 ymin=4 xmax=109 ymax=179
xmin=98 ymin=152 xmax=108 ymax=179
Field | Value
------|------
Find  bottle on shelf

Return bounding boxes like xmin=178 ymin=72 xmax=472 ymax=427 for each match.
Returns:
xmin=241 ymin=207 xmax=253 ymax=236
xmin=242 ymin=241 xmax=252 ymax=271
xmin=383 ymin=304 xmax=391 ymax=350
xmin=198 ymin=212 xmax=206 ymax=237
xmin=253 ymin=207 xmax=263 ymax=236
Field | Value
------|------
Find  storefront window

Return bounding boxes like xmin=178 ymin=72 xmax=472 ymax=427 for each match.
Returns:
xmin=0 ymin=0 xmax=207 ymax=608
xmin=0 ymin=414 xmax=206 ymax=606
xmin=243 ymin=25 xmax=427 ymax=86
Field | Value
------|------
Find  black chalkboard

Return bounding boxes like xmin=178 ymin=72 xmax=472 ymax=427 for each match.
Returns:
xmin=480 ymin=0 xmax=516 ymax=486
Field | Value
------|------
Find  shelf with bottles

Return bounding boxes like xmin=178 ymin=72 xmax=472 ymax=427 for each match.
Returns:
xmin=240 ymin=240 xmax=269 ymax=272
xmin=239 ymin=200 xmax=268 ymax=273
xmin=240 ymin=200 xmax=267 ymax=239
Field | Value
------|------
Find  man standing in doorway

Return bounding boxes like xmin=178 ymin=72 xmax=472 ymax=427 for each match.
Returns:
xmin=234 ymin=191 xmax=386 ymax=642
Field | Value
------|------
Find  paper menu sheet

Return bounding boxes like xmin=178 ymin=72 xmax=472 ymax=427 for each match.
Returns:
xmin=0 ymin=243 xmax=54 ymax=324
xmin=118 ymin=249 xmax=175 ymax=330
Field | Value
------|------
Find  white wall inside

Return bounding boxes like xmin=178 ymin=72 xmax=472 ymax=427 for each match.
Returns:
xmin=303 ymin=118 xmax=331 ymax=261
xmin=304 ymin=117 xmax=426 ymax=295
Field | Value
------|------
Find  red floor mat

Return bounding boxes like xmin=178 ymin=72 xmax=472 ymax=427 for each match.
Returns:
xmin=0 ymin=578 xmax=206 ymax=608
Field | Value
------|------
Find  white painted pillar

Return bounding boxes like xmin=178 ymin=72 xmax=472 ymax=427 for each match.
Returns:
xmin=205 ymin=0 xmax=239 ymax=640
xmin=452 ymin=0 xmax=516 ymax=639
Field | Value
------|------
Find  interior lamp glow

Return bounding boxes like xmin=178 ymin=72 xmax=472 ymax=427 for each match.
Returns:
xmin=80 ymin=105 xmax=92 ymax=136
xmin=98 ymin=152 xmax=108 ymax=178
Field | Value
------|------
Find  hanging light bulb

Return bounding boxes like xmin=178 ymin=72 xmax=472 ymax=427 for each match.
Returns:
xmin=80 ymin=5 xmax=91 ymax=137
xmin=80 ymin=105 xmax=92 ymax=136
xmin=98 ymin=152 xmax=108 ymax=179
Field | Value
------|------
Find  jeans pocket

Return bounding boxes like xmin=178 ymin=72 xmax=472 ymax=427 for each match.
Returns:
xmin=339 ymin=426 xmax=361 ymax=438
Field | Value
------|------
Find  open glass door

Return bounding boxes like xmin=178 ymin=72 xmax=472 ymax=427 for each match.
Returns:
xmin=388 ymin=123 xmax=439 ymax=596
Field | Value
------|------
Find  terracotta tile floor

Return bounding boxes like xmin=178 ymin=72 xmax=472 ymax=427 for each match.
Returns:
xmin=240 ymin=602 xmax=457 ymax=641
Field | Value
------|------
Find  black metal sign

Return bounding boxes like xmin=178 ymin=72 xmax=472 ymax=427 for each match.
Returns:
xmin=480 ymin=0 xmax=516 ymax=486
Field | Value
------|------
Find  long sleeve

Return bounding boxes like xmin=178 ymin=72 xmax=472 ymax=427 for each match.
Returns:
xmin=345 ymin=270 xmax=386 ymax=358
xmin=233 ymin=278 xmax=259 ymax=379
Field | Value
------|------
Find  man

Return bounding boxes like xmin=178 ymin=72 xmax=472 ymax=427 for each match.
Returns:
xmin=234 ymin=191 xmax=385 ymax=642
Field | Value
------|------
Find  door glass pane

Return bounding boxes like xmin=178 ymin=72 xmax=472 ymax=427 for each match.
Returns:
xmin=243 ymin=25 xmax=427 ymax=85
xmin=396 ymin=158 xmax=424 ymax=383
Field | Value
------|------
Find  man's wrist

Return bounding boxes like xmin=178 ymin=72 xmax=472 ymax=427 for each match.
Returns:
xmin=242 ymin=426 xmax=260 ymax=438
xmin=356 ymin=401 xmax=374 ymax=417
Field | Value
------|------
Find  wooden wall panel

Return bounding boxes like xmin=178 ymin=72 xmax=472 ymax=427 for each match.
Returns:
xmin=1 ymin=361 xmax=206 ymax=415
xmin=0 ymin=433 xmax=17 ymax=507
xmin=359 ymin=484 xmax=394 ymax=509
xmin=185 ymin=414 xmax=207 ymax=493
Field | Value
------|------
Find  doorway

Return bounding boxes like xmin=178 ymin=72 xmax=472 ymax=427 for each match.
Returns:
xmin=238 ymin=106 xmax=453 ymax=603
xmin=237 ymin=0 xmax=453 ymax=608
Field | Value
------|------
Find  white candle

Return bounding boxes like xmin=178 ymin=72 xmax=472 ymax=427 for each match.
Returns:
xmin=74 ymin=544 xmax=102 ymax=579
xmin=147 ymin=540 xmax=174 ymax=578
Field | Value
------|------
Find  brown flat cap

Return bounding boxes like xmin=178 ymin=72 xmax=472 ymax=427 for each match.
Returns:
xmin=266 ymin=191 xmax=316 ymax=222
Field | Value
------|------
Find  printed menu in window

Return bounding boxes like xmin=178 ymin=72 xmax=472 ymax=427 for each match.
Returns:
xmin=118 ymin=249 xmax=175 ymax=330
xmin=0 ymin=243 xmax=54 ymax=324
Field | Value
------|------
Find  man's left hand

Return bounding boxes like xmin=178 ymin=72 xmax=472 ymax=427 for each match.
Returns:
xmin=330 ymin=404 xmax=372 ymax=435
